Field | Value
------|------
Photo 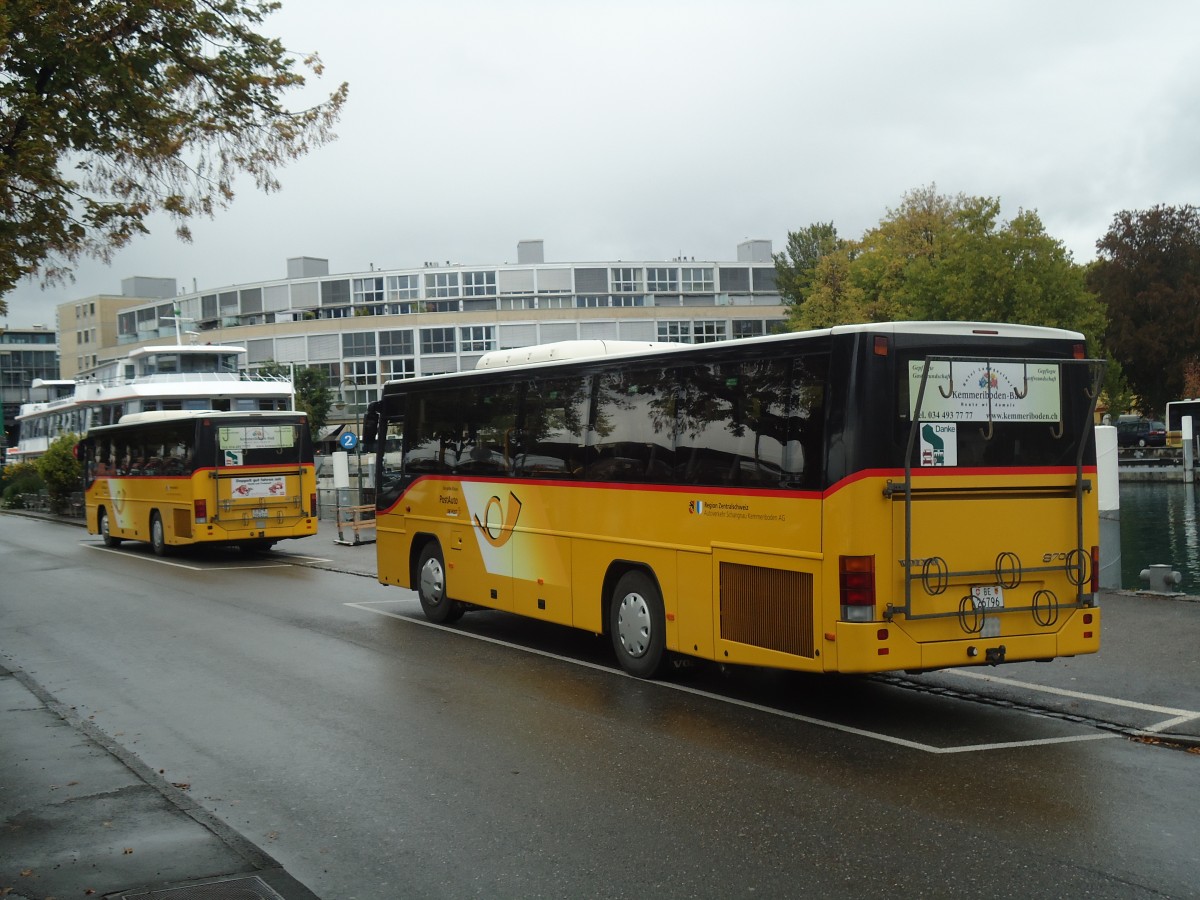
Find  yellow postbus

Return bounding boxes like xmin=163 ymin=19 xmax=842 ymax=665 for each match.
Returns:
xmin=80 ymin=410 xmax=318 ymax=555
xmin=1165 ymin=399 xmax=1200 ymax=449
xmin=368 ymin=323 xmax=1105 ymax=677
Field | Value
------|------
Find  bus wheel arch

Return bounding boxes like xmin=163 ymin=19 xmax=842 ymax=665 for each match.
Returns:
xmin=414 ymin=536 xmax=464 ymax=624
xmin=98 ymin=507 xmax=121 ymax=547
xmin=149 ymin=511 xmax=170 ymax=557
xmin=605 ymin=563 xmax=667 ymax=678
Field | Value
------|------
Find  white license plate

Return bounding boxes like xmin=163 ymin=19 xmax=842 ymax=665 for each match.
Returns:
xmin=252 ymin=508 xmax=269 ymax=519
xmin=971 ymin=585 xmax=1004 ymax=610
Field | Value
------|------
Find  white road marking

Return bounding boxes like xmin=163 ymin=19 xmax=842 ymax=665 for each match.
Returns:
xmin=944 ymin=668 xmax=1198 ymax=716
xmin=943 ymin=668 xmax=1200 ymax=734
xmin=1139 ymin=714 xmax=1200 ymax=735
xmin=344 ymin=600 xmax=1119 ymax=754
xmin=85 ymin=544 xmax=293 ymax=571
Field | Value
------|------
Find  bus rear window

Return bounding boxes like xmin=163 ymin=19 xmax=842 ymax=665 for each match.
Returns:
xmin=896 ymin=354 xmax=1095 ymax=470
xmin=906 ymin=359 xmax=1062 ymax=424
xmin=217 ymin=423 xmax=300 ymax=466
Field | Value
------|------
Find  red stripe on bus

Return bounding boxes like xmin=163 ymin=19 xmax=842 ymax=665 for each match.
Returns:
xmin=377 ymin=465 xmax=1095 ymax=516
xmin=822 ymin=465 xmax=1097 ymax=497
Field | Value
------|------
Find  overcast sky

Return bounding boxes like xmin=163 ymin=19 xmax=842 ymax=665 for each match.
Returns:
xmin=4 ymin=0 xmax=1199 ymax=328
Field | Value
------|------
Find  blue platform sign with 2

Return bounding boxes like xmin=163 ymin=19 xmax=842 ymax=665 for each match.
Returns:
xmin=340 ymin=431 xmax=358 ymax=450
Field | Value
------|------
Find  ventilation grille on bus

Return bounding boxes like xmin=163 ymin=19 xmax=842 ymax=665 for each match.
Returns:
xmin=719 ymin=562 xmax=815 ymax=658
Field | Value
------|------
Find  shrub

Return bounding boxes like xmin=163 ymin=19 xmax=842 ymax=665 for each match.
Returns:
xmin=36 ymin=433 xmax=83 ymax=514
xmin=1 ymin=461 xmax=44 ymax=508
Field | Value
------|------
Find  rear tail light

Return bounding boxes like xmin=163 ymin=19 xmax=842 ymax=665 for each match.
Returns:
xmin=310 ymin=493 xmax=318 ymax=518
xmin=840 ymin=555 xmax=876 ymax=622
xmin=1090 ymin=545 xmax=1100 ymax=594
xmin=194 ymin=499 xmax=207 ymax=524
xmin=1073 ymin=343 xmax=1086 ymax=360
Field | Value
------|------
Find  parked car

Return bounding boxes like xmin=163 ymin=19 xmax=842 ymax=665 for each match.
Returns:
xmin=1117 ymin=417 xmax=1166 ymax=448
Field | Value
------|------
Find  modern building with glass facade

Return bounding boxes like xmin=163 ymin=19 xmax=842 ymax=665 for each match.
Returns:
xmin=1 ymin=326 xmax=61 ymax=455
xmin=59 ymin=238 xmax=788 ymax=425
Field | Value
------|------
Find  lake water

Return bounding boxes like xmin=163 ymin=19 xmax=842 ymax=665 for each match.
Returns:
xmin=1117 ymin=481 xmax=1200 ymax=592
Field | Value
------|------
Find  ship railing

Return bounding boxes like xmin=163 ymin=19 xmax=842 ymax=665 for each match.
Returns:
xmin=86 ymin=370 xmax=292 ymax=388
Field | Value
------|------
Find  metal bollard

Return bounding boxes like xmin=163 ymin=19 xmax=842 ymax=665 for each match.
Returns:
xmin=1139 ymin=564 xmax=1183 ymax=593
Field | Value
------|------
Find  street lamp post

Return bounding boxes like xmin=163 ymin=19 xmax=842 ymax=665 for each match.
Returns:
xmin=0 ymin=351 xmax=9 ymax=465
xmin=340 ymin=376 xmax=364 ymax=503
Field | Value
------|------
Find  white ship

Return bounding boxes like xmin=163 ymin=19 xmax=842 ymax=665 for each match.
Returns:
xmin=11 ymin=340 xmax=294 ymax=463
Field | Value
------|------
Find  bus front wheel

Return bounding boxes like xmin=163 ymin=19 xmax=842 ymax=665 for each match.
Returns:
xmin=150 ymin=512 xmax=170 ymax=557
xmin=416 ymin=542 xmax=464 ymax=624
xmin=99 ymin=509 xmax=121 ymax=548
xmin=609 ymin=569 xmax=666 ymax=678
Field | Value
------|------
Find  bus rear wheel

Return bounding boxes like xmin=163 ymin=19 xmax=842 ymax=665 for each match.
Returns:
xmin=150 ymin=511 xmax=170 ymax=557
xmin=416 ymin=542 xmax=463 ymax=624
xmin=610 ymin=569 xmax=666 ymax=678
xmin=99 ymin=509 xmax=121 ymax=547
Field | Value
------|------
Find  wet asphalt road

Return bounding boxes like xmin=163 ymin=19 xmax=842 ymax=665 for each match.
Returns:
xmin=1 ymin=514 xmax=1198 ymax=899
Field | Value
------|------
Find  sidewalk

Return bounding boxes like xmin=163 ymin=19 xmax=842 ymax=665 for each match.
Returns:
xmin=296 ymin=522 xmax=378 ymax=579
xmin=0 ymin=510 xmax=344 ymax=898
xmin=0 ymin=661 xmax=320 ymax=900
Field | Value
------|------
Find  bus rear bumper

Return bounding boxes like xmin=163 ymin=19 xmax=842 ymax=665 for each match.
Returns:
xmin=201 ymin=517 xmax=318 ymax=542
xmin=833 ymin=606 xmax=1101 ymax=674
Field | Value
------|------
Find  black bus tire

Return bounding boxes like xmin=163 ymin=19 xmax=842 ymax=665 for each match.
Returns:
xmin=150 ymin=511 xmax=170 ymax=557
xmin=99 ymin=508 xmax=121 ymax=547
xmin=610 ymin=569 xmax=666 ymax=678
xmin=417 ymin=542 xmax=463 ymax=623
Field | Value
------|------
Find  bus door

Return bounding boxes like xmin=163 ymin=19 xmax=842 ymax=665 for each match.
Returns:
xmin=212 ymin=421 xmax=309 ymax=534
xmin=884 ymin=354 xmax=1104 ymax=666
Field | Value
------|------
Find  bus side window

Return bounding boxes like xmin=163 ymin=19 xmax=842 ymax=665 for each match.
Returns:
xmin=164 ymin=441 xmax=190 ymax=475
xmin=456 ymin=383 xmax=519 ymax=476
xmin=589 ymin=367 xmax=676 ymax=483
xmin=515 ymin=376 xmax=589 ymax=478
xmin=404 ymin=391 xmax=461 ymax=474
xmin=94 ymin=439 xmax=113 ymax=476
xmin=676 ymin=363 xmax=739 ymax=486
xmin=781 ymin=354 xmax=827 ymax=490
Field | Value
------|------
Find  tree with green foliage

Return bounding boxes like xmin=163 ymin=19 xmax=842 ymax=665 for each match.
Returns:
xmin=293 ymin=367 xmax=333 ymax=436
xmin=1088 ymin=204 xmax=1200 ymax=417
xmin=790 ymin=186 xmax=1107 ymax=351
xmin=36 ymin=432 xmax=81 ymax=514
xmin=259 ymin=360 xmax=333 ymax=435
xmin=0 ymin=0 xmax=349 ymax=305
xmin=772 ymin=222 xmax=845 ymax=310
